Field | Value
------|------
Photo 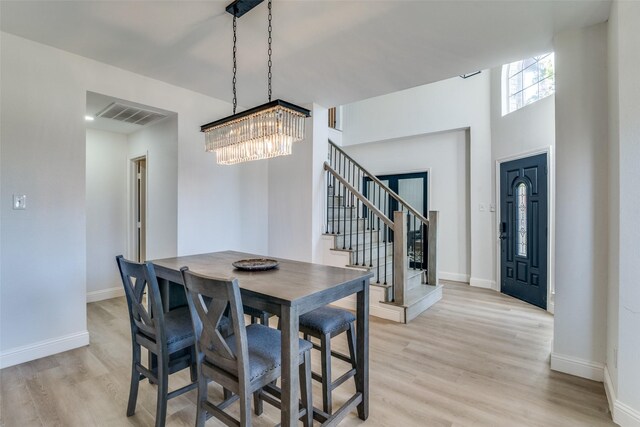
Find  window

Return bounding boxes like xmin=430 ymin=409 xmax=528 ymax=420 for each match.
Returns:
xmin=516 ymin=182 xmax=528 ymax=257
xmin=502 ymin=52 xmax=555 ymax=115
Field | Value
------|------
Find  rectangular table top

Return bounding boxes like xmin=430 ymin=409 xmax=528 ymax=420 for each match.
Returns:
xmin=151 ymin=250 xmax=372 ymax=307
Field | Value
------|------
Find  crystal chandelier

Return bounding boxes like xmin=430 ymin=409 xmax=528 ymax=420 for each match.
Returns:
xmin=201 ymin=0 xmax=310 ymax=165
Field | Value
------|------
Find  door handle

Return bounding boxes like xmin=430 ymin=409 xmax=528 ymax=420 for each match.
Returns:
xmin=499 ymin=222 xmax=507 ymax=240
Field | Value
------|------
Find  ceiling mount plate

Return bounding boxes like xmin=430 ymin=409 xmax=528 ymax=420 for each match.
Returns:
xmin=226 ymin=0 xmax=264 ymax=18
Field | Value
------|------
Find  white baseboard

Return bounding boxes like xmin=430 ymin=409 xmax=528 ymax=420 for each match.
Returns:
xmin=550 ymin=352 xmax=604 ymax=382
xmin=470 ymin=277 xmax=497 ymax=290
xmin=439 ymin=272 xmax=470 ymax=283
xmin=605 ymin=365 xmax=640 ymax=427
xmin=87 ymin=286 xmax=124 ymax=303
xmin=0 ymin=331 xmax=90 ymax=369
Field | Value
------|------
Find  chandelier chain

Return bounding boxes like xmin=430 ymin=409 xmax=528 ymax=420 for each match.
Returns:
xmin=267 ymin=0 xmax=273 ymax=102
xmin=232 ymin=14 xmax=238 ymax=114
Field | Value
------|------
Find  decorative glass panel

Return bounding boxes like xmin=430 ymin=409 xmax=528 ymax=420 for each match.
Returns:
xmin=516 ymin=183 xmax=528 ymax=257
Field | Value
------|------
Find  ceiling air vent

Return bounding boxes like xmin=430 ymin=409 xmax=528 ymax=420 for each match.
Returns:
xmin=96 ymin=102 xmax=167 ymax=126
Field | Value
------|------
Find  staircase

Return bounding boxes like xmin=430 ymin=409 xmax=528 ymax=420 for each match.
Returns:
xmin=322 ymin=141 xmax=442 ymax=323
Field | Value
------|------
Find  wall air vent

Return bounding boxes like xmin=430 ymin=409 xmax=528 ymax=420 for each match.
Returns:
xmin=96 ymin=102 xmax=167 ymax=126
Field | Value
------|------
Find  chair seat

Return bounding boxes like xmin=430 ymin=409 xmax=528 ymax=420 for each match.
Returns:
xmin=299 ymin=306 xmax=356 ymax=335
xmin=224 ymin=324 xmax=312 ymax=382
xmin=162 ymin=306 xmax=196 ymax=351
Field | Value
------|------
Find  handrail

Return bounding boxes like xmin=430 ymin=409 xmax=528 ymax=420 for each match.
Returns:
xmin=324 ymin=162 xmax=394 ymax=229
xmin=328 ymin=140 xmax=429 ymax=225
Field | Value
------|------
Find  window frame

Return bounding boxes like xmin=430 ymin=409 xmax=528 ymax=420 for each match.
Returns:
xmin=502 ymin=52 xmax=555 ymax=116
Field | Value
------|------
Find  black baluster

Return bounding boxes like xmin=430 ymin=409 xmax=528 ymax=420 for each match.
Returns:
xmin=332 ymin=149 xmax=337 ymax=235
xmin=369 ymin=209 xmax=373 ymax=267
xmin=384 ymin=223 xmax=388 ymax=284
xmin=413 ymin=215 xmax=422 ymax=270
xmin=376 ymin=216 xmax=381 ymax=283
xmin=349 ymin=191 xmax=353 ymax=250
xmin=355 ymin=198 xmax=360 ymax=266
xmin=342 ymin=188 xmax=348 ymax=250
xmin=378 ymin=185 xmax=382 ymax=230
xmin=337 ymin=156 xmax=341 ymax=236
xmin=391 ymin=238 xmax=395 ymax=301
xmin=325 ymin=169 xmax=330 ymax=234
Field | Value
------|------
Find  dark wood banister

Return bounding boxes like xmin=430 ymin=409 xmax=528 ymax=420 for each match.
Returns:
xmin=328 ymin=140 xmax=429 ymax=226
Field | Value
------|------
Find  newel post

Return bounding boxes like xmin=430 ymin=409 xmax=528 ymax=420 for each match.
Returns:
xmin=427 ymin=210 xmax=439 ymax=286
xmin=393 ymin=211 xmax=407 ymax=305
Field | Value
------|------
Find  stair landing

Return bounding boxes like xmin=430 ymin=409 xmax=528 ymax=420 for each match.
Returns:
xmin=321 ymin=234 xmax=442 ymax=323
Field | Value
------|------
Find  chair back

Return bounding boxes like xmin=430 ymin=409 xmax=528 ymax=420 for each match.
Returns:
xmin=180 ymin=268 xmax=250 ymax=381
xmin=116 ymin=255 xmax=166 ymax=345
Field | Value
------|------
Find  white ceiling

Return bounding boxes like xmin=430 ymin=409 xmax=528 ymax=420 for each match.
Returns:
xmin=1 ymin=1 xmax=611 ymax=108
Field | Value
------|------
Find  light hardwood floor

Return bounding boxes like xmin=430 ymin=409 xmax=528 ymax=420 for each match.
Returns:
xmin=0 ymin=281 xmax=614 ymax=426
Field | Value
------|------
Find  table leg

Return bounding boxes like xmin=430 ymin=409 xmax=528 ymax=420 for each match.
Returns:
xmin=280 ymin=305 xmax=300 ymax=427
xmin=356 ymin=279 xmax=369 ymax=420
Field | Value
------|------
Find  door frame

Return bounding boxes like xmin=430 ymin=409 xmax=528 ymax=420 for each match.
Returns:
xmin=127 ymin=152 xmax=149 ymax=262
xmin=363 ymin=167 xmax=433 ymax=214
xmin=495 ymin=147 xmax=555 ymax=314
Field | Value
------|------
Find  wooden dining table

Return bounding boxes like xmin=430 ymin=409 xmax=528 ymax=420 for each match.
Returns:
xmin=151 ymin=250 xmax=373 ymax=426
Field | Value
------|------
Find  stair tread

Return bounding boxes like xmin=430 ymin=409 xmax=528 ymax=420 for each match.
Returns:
xmin=381 ymin=284 xmax=442 ymax=308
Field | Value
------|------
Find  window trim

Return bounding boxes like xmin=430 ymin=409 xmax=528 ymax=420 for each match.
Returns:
xmin=501 ymin=52 xmax=555 ymax=116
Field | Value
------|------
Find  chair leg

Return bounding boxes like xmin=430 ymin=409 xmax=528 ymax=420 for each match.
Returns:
xmin=126 ymin=343 xmax=141 ymax=416
xmin=195 ymin=374 xmax=208 ymax=427
xmin=189 ymin=345 xmax=198 ymax=383
xmin=250 ymin=316 xmax=257 ymax=325
xmin=346 ymin=322 xmax=358 ymax=381
xmin=223 ymin=388 xmax=232 ymax=400
xmin=320 ymin=332 xmax=332 ymax=415
xmin=259 ymin=312 xmax=269 ymax=326
xmin=299 ymin=351 xmax=313 ymax=427
xmin=155 ymin=351 xmax=169 ymax=427
xmin=253 ymin=390 xmax=263 ymax=415
xmin=240 ymin=391 xmax=252 ymax=427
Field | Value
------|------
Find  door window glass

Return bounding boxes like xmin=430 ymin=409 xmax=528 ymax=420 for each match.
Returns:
xmin=516 ymin=182 xmax=527 ymax=257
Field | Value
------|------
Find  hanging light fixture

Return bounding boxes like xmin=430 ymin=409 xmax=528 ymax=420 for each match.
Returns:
xmin=201 ymin=0 xmax=310 ymax=165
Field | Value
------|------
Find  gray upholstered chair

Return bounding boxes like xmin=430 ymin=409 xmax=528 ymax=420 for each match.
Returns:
xmin=180 ymin=267 xmax=313 ymax=427
xmin=116 ymin=255 xmax=198 ymax=427
xmin=299 ymin=306 xmax=357 ymax=415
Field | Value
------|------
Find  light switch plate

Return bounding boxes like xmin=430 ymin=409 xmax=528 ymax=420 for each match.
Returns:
xmin=13 ymin=194 xmax=26 ymax=210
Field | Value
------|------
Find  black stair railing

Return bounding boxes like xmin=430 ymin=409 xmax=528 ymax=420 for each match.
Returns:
xmin=324 ymin=140 xmax=432 ymax=303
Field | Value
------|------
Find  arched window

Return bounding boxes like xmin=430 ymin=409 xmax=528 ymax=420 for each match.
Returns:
xmin=502 ymin=52 xmax=555 ymax=115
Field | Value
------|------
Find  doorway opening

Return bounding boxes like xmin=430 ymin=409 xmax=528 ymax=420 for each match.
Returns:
xmin=85 ymin=91 xmax=177 ymax=303
xmin=132 ymin=156 xmax=147 ymax=262
xmin=364 ymin=171 xmax=429 ymax=269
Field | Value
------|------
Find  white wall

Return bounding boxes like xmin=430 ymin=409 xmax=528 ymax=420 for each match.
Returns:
xmin=86 ymin=129 xmax=128 ymax=296
xmin=551 ymin=23 xmax=608 ymax=379
xmin=607 ymin=1 xmax=640 ymax=424
xmin=0 ymin=33 xmax=269 ymax=367
xmin=343 ymin=131 xmax=470 ymax=281
xmin=490 ymin=70 xmax=556 ymax=161
xmin=267 ymin=104 xmax=328 ymax=263
xmin=490 ymin=67 xmax=556 ymax=310
xmin=128 ymin=116 xmax=178 ymax=261
xmin=341 ymin=73 xmax=494 ymax=288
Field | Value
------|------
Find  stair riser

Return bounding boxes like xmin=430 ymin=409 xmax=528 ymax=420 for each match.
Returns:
xmin=366 ymin=263 xmax=423 ymax=286
xmin=326 ymin=207 xmax=359 ymax=220
xmin=350 ymin=251 xmax=393 ymax=267
xmin=332 ymin=231 xmax=380 ymax=247
xmin=327 ymin=221 xmax=372 ymax=233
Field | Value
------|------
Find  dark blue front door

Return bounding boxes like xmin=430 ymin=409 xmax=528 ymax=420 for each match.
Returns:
xmin=500 ymin=154 xmax=548 ymax=309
